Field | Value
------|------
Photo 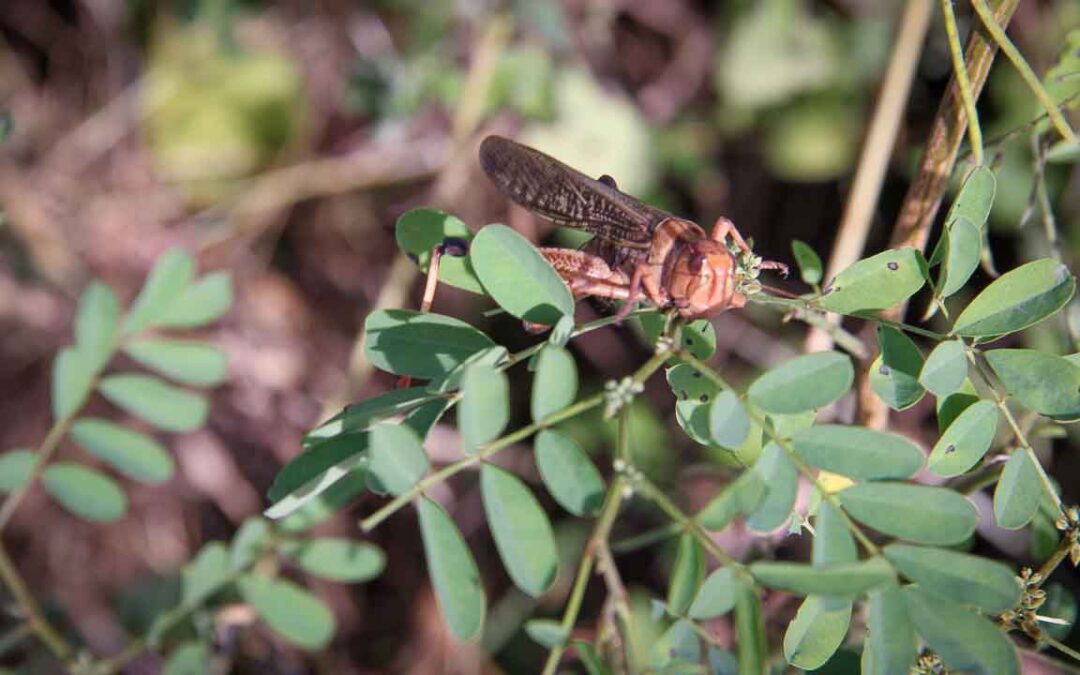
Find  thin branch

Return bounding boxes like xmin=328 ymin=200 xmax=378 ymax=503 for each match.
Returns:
xmin=940 ymin=0 xmax=984 ymax=165
xmin=0 ymin=545 xmax=72 ymax=662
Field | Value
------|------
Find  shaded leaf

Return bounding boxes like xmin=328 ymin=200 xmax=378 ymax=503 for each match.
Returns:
xmin=155 ymin=272 xmax=233 ymax=329
xmin=994 ymin=451 xmax=1043 ymax=529
xmin=395 ymin=208 xmax=483 ymax=294
xmin=709 ymin=390 xmax=750 ymax=450
xmin=639 ymin=315 xmax=716 ymax=360
xmin=364 ymin=310 xmax=495 ymax=380
xmin=839 ymin=482 xmax=977 ymax=545
xmin=70 ymin=417 xmax=174 ymax=483
xmin=0 ymin=450 xmax=34 ymax=493
xmin=735 ymin=585 xmax=766 ymax=675
xmin=749 ymin=557 xmax=893 ymax=597
xmin=938 ymin=217 xmax=982 ymax=298
xmin=239 ymin=575 xmax=336 ymax=650
xmin=481 ymin=464 xmax=557 ymax=597
xmin=417 ymin=497 xmax=485 ymax=640
xmin=902 ymin=586 xmax=1018 ymax=675
xmin=265 ymin=434 xmax=367 ymax=519
xmin=869 ymin=325 xmax=924 ymax=410
xmin=182 ymin=543 xmax=230 ymax=605
xmin=52 ymin=347 xmax=97 ymax=421
xmin=927 ymin=400 xmax=998 ymax=477
xmin=281 ymin=538 xmax=386 ymax=583
xmin=74 ymin=282 xmax=119 ymax=370
xmin=946 ymin=165 xmax=996 ymax=228
xmin=697 ymin=471 xmax=767 ymax=531
xmin=524 ymin=619 xmax=568 ymax=648
xmin=985 ymin=349 xmax=1080 ymax=419
xmin=864 ymin=585 xmax=917 ymax=675
xmin=648 ymin=619 xmax=701 ymax=670
xmin=791 ymin=240 xmax=823 ymax=285
xmin=819 ymin=248 xmax=926 ymax=314
xmin=884 ymin=544 xmax=1020 ymax=614
xmin=534 ymin=430 xmax=604 ymax=517
xmin=42 ymin=462 xmax=127 ymax=522
xmin=471 ymin=223 xmax=574 ymax=326
xmin=667 ymin=533 xmax=705 ymax=615
xmin=231 ymin=517 xmax=270 ymax=569
xmin=919 ymin=340 xmax=968 ymax=397
xmin=746 ymin=443 xmax=797 ymax=532
xmin=747 ymin=351 xmax=853 ymax=414
xmin=305 ymin=387 xmax=437 ymax=444
xmin=688 ymin=567 xmax=743 ymax=619
xmin=792 ymin=425 xmax=924 ymax=481
xmin=814 ymin=502 xmax=856 ymax=565
xmin=98 ymin=374 xmax=208 ymax=432
xmin=668 ymin=363 xmax=721 ymax=444
xmin=164 ymin=642 xmax=209 ymax=675
xmin=953 ymin=259 xmax=1075 ymax=338
xmin=367 ymin=423 xmax=428 ymax=496
xmin=783 ymin=596 xmax=851 ymax=670
xmin=124 ymin=339 xmax=227 ymax=387
xmin=124 ymin=248 xmax=195 ymax=334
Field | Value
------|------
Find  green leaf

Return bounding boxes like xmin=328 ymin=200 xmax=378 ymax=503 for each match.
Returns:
xmin=919 ymin=340 xmax=968 ymax=397
xmin=524 ymin=619 xmax=568 ymax=648
xmin=74 ymin=282 xmax=119 ymax=370
xmin=1047 ymin=139 xmax=1080 ymax=163
xmin=480 ymin=464 xmax=557 ymax=597
xmin=697 ymin=471 xmax=767 ymax=531
xmin=648 ymin=619 xmax=700 ymax=670
xmin=239 ymin=575 xmax=336 ymax=650
xmin=792 ymin=425 xmax=924 ymax=481
xmin=573 ymin=640 xmax=610 ymax=675
xmin=42 ymin=462 xmax=127 ymax=522
xmin=953 ymin=259 xmax=1075 ymax=338
xmin=305 ymin=387 xmax=438 ymax=443
xmin=395 ymin=208 xmax=483 ymax=294
xmin=994 ymin=451 xmax=1043 ymax=530
xmin=124 ymin=339 xmax=227 ymax=387
xmin=265 ymin=434 xmax=367 ymax=519
xmin=819 ymin=248 xmax=926 ymax=314
xmin=534 ymin=430 xmax=604 ymax=517
xmin=0 ymin=450 xmax=35 ymax=493
xmin=470 ymin=223 xmax=574 ymax=326
xmin=937 ymin=382 xmax=980 ymax=431
xmin=640 ymin=315 xmax=717 ymax=359
xmin=746 ymin=443 xmax=797 ymax=533
xmin=814 ymin=502 xmax=856 ymax=565
xmin=98 ymin=374 xmax=208 ymax=432
xmin=182 ymin=543 xmax=230 ymax=605
xmin=154 ymin=272 xmax=233 ymax=329
xmin=938 ymin=217 xmax=982 ymax=298
xmin=668 ymin=363 xmax=722 ymax=444
xmin=124 ymin=248 xmax=195 ymax=334
xmin=70 ymin=417 xmax=175 ymax=483
xmin=946 ymin=165 xmax=996 ymax=229
xmin=231 ymin=517 xmax=270 ymax=569
xmin=985 ymin=349 xmax=1080 ymax=419
xmin=735 ymin=585 xmax=766 ymax=675
xmin=688 ymin=567 xmax=743 ymax=619
xmin=417 ymin=497 xmax=485 ymax=640
xmin=52 ymin=347 xmax=97 ymax=420
xmin=902 ymin=586 xmax=1019 ymax=675
xmin=864 ymin=585 xmax=917 ymax=675
xmin=927 ymin=400 xmax=998 ymax=477
xmin=531 ymin=345 xmax=577 ymax=422
xmin=667 ymin=533 xmax=705 ymax=615
xmin=884 ymin=544 xmax=1020 ymax=614
xmin=459 ymin=364 xmax=509 ymax=453
xmin=839 ymin=482 xmax=977 ymax=545
xmin=277 ymin=470 xmax=367 ymax=534
xmin=364 ymin=309 xmax=496 ymax=380
xmin=791 ymin=240 xmax=823 ymax=285
xmin=163 ymin=642 xmax=209 ymax=675
xmin=367 ymin=423 xmax=428 ymax=496
xmin=280 ymin=538 xmax=386 ymax=582
xmin=709 ymin=390 xmax=750 ymax=450
xmin=429 ymin=346 xmax=509 ymax=394
xmin=869 ymin=326 xmax=924 ymax=410
xmin=750 ymin=557 xmax=893 ymax=596
xmin=748 ymin=351 xmax=853 ymax=414
xmin=783 ymin=596 xmax=851 ymax=670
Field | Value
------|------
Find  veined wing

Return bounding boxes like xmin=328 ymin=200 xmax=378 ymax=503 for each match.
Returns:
xmin=479 ymin=135 xmax=669 ymax=248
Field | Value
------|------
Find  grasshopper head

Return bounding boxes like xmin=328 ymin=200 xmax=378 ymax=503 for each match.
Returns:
xmin=668 ymin=240 xmax=746 ymax=319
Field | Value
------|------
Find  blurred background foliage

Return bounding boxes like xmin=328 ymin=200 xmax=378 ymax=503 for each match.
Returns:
xmin=0 ymin=0 xmax=1078 ymax=672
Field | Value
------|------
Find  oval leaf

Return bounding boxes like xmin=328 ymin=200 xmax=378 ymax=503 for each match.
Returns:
xmin=164 ymin=642 xmax=209 ymax=675
xmin=459 ymin=364 xmax=509 ymax=453
xmin=524 ymin=619 xmax=569 ymax=648
xmin=667 ymin=533 xmax=705 ymax=615
xmin=239 ymin=575 xmax=336 ymax=650
xmin=124 ymin=248 xmax=195 ymax=334
xmin=927 ymin=400 xmax=998 ymax=477
xmin=953 ymin=259 xmax=1075 ymax=338
xmin=98 ymin=374 xmax=208 ymax=432
xmin=884 ymin=544 xmax=1020 ymax=614
xmin=748 ymin=351 xmax=854 ymax=414
xmin=640 ymin=315 xmax=716 ymax=359
xmin=819 ymin=248 xmax=926 ymax=314
xmin=994 ymin=451 xmax=1043 ymax=530
xmin=749 ymin=557 xmax=893 ymax=597
xmin=75 ymin=282 xmax=119 ymax=370
xmin=792 ymin=425 xmax=924 ymax=481
xmin=919 ymin=339 xmax=968 ymax=397
xmin=265 ymin=435 xmax=368 ymax=519
xmin=368 ymin=423 xmax=428 ymax=496
xmin=52 ymin=347 xmax=97 ymax=421
xmin=0 ymin=450 xmax=35 ymax=493
xmin=869 ymin=325 xmax=925 ymax=410
xmin=814 ymin=502 xmax=856 ymax=565
xmin=155 ymin=272 xmax=233 ymax=329
xmin=471 ymin=223 xmax=574 ymax=326
xmin=124 ymin=339 xmax=227 ymax=386
xmin=534 ymin=430 xmax=604 ymax=517
xmin=481 ymin=464 xmax=557 ymax=597
xmin=839 ymin=482 xmax=977 ymax=545
xmin=709 ymin=390 xmax=750 ymax=450
xmin=280 ymin=538 xmax=386 ymax=583
xmin=865 ymin=585 xmax=917 ymax=675
xmin=696 ymin=471 xmax=767 ymax=531
xmin=985 ymin=349 xmax=1080 ymax=419
xmin=531 ymin=345 xmax=578 ymax=422
xmin=70 ymin=417 xmax=175 ymax=483
xmin=902 ymin=586 xmax=1019 ymax=675
xmin=791 ymin=240 xmax=823 ymax=285
xmin=668 ymin=363 xmax=722 ymax=444
xmin=305 ymin=387 xmax=438 ymax=443
xmin=182 ymin=543 xmax=230 ymax=605
xmin=42 ymin=462 xmax=127 ymax=522
xmin=783 ymin=596 xmax=851 ymax=670
xmin=688 ymin=567 xmax=743 ymax=620
xmin=746 ymin=443 xmax=797 ymax=533
xmin=395 ymin=208 xmax=483 ymax=294
xmin=364 ymin=309 xmax=495 ymax=380
xmin=947 ymin=165 xmax=996 ymax=228
xmin=938 ymin=217 xmax=982 ymax=298
xmin=417 ymin=497 xmax=485 ymax=640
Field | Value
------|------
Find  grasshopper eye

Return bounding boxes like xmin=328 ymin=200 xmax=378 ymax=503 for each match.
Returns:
xmin=688 ymin=251 xmax=706 ymax=274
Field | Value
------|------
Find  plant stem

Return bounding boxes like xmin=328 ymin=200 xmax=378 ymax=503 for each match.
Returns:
xmin=1036 ymin=538 xmax=1073 ymax=583
xmin=1044 ymin=636 xmax=1080 ymax=664
xmin=610 ymin=522 xmax=681 ymax=554
xmin=0 ymin=415 xmax=75 ymax=532
xmin=0 ymin=544 xmax=72 ymax=662
xmin=540 ymin=477 xmax=626 ymax=675
xmin=940 ymin=0 xmax=984 ymax=165
xmin=750 ymin=294 xmax=868 ymax=359
xmin=970 ymin=0 xmax=1077 ymax=145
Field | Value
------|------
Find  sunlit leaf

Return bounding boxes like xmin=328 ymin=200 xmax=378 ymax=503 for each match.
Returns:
xmin=985 ymin=349 xmax=1080 ymax=420
xmin=265 ymin=434 xmax=367 ymax=519
xmin=98 ymin=374 xmax=208 ymax=432
xmin=953 ymin=259 xmax=1075 ymax=338
xmin=364 ymin=310 xmax=495 ymax=380
xmin=42 ymin=463 xmax=127 ymax=522
xmin=459 ymin=364 xmax=509 ymax=453
xmin=884 ymin=544 xmax=1020 ymax=614
xmin=481 ymin=464 xmax=557 ymax=597
xmin=814 ymin=502 xmax=856 ymax=565
xmin=919 ymin=340 xmax=968 ymax=397
xmin=471 ymin=224 xmax=574 ymax=327
xmin=534 ymin=430 xmax=604 ymax=516
xmin=869 ymin=325 xmax=924 ymax=410
xmin=280 ymin=538 xmax=386 ymax=582
xmin=927 ymin=400 xmax=998 ymax=477
xmin=124 ymin=339 xmax=227 ymax=387
xmin=819 ymin=248 xmax=926 ymax=315
xmin=666 ymin=533 xmax=705 ymax=615
xmin=839 ymin=482 xmax=977 ymax=545
xmin=305 ymin=387 xmax=438 ymax=444
xmin=239 ymin=575 xmax=336 ymax=650
xmin=747 ymin=351 xmax=853 ymax=414
xmin=367 ymin=423 xmax=428 ymax=496
xmin=395 ymin=208 xmax=483 ymax=294
xmin=70 ymin=417 xmax=174 ymax=483
xmin=791 ymin=240 xmax=823 ymax=285
xmin=792 ymin=425 xmax=924 ymax=481
xmin=994 ymin=451 xmax=1043 ymax=530
xmin=417 ymin=497 xmax=485 ymax=640
xmin=902 ymin=586 xmax=1018 ymax=675
xmin=531 ymin=345 xmax=578 ymax=422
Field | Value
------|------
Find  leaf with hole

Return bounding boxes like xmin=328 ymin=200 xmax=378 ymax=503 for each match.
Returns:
xmin=417 ymin=497 xmax=485 ymax=640
xmin=531 ymin=345 xmax=578 ymax=422
xmin=364 ymin=309 xmax=496 ymax=380
xmin=470 ymin=223 xmax=574 ymax=326
xmin=792 ymin=425 xmax=924 ymax=481
xmin=919 ymin=340 xmax=968 ymax=397
xmin=667 ymin=363 xmax=721 ymax=444
xmin=534 ymin=430 xmax=604 ymax=516
xmin=839 ymin=482 xmax=977 ymax=545
xmin=367 ymin=423 xmax=428 ymax=496
xmin=459 ymin=364 xmax=509 ymax=453
xmin=927 ymin=400 xmax=998 ymax=477
xmin=953 ymin=259 xmax=1075 ymax=338
xmin=791 ymin=240 xmax=823 ymax=285
xmin=99 ymin=374 xmax=208 ymax=432
xmin=985 ymin=349 xmax=1080 ymax=420
xmin=818 ymin=248 xmax=926 ymax=315
xmin=481 ymin=464 xmax=557 ymax=597
xmin=902 ymin=586 xmax=1018 ymax=675
xmin=994 ymin=451 xmax=1043 ymax=530
xmin=70 ymin=417 xmax=174 ymax=483
xmin=748 ymin=351 xmax=853 ymax=414
xmin=42 ymin=463 xmax=127 ymax=522
xmin=280 ymin=538 xmax=386 ymax=582
xmin=124 ymin=339 xmax=227 ymax=387
xmin=884 ymin=544 xmax=1020 ymax=614
xmin=869 ymin=325 xmax=924 ymax=410
xmin=395 ymin=208 xmax=483 ymax=294
xmin=783 ymin=596 xmax=851 ymax=670
xmin=239 ymin=575 xmax=336 ymax=650
xmin=749 ymin=557 xmax=893 ymax=596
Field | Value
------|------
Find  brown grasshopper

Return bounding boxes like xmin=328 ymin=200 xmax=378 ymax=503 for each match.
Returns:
xmin=478 ymin=135 xmax=788 ymax=324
